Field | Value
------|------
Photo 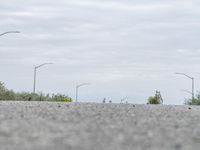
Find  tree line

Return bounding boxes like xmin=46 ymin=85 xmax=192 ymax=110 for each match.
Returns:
xmin=1 ymin=80 xmax=200 ymax=105
xmin=0 ymin=81 xmax=72 ymax=102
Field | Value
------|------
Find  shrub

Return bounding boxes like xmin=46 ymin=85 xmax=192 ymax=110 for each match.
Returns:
xmin=0 ymin=81 xmax=73 ymax=102
xmin=147 ymin=91 xmax=163 ymax=104
xmin=14 ymin=92 xmax=48 ymax=101
xmin=0 ymin=82 xmax=15 ymax=100
xmin=185 ymin=92 xmax=200 ymax=105
xmin=50 ymin=94 xmax=72 ymax=102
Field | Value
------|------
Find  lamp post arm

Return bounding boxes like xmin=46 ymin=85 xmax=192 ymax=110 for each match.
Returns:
xmin=77 ymin=83 xmax=90 ymax=88
xmin=183 ymin=74 xmax=193 ymax=80
xmin=0 ymin=31 xmax=20 ymax=36
xmin=35 ymin=63 xmax=53 ymax=69
xmin=175 ymin=72 xmax=193 ymax=79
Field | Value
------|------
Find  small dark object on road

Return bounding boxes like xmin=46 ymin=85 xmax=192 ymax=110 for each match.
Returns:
xmin=28 ymin=97 xmax=31 ymax=101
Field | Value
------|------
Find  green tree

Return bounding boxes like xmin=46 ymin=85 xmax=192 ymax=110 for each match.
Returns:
xmin=147 ymin=91 xmax=163 ymax=104
xmin=185 ymin=92 xmax=200 ymax=105
xmin=0 ymin=82 xmax=15 ymax=100
xmin=0 ymin=82 xmax=6 ymax=92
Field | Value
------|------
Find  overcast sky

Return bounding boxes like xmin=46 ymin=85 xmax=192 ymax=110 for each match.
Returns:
xmin=1 ymin=0 xmax=200 ymax=104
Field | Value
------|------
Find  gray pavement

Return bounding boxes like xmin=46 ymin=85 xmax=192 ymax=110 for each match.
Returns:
xmin=0 ymin=101 xmax=200 ymax=150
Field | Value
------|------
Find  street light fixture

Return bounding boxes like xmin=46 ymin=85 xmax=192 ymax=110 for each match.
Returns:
xmin=175 ymin=72 xmax=194 ymax=100
xmin=75 ymin=83 xmax=90 ymax=102
xmin=33 ymin=62 xmax=53 ymax=93
xmin=0 ymin=31 xmax=20 ymax=37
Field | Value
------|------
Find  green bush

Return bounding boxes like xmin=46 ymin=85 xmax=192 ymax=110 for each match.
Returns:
xmin=185 ymin=92 xmax=200 ymax=105
xmin=0 ymin=81 xmax=73 ymax=102
xmin=0 ymin=82 xmax=15 ymax=100
xmin=50 ymin=94 xmax=72 ymax=102
xmin=0 ymin=82 xmax=6 ymax=92
xmin=14 ymin=92 xmax=48 ymax=101
xmin=147 ymin=91 xmax=163 ymax=104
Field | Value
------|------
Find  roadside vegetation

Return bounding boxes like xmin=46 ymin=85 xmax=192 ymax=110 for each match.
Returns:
xmin=0 ymin=81 xmax=72 ymax=102
xmin=185 ymin=92 xmax=200 ymax=105
xmin=147 ymin=91 xmax=163 ymax=104
xmin=3 ymin=80 xmax=200 ymax=105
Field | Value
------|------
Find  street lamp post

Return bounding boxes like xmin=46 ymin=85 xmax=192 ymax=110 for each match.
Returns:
xmin=0 ymin=31 xmax=20 ymax=37
xmin=175 ymin=72 xmax=194 ymax=100
xmin=33 ymin=63 xmax=53 ymax=93
xmin=75 ymin=83 xmax=89 ymax=102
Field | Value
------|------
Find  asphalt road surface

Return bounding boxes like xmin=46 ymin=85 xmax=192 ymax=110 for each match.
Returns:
xmin=0 ymin=101 xmax=200 ymax=150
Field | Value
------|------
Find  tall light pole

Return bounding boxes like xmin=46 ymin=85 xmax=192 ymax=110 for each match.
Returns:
xmin=0 ymin=31 xmax=20 ymax=37
xmin=76 ymin=83 xmax=89 ymax=102
xmin=175 ymin=72 xmax=194 ymax=100
xmin=33 ymin=63 xmax=53 ymax=93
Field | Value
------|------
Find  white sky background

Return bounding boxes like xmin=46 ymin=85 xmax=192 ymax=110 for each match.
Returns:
xmin=1 ymin=0 xmax=200 ymax=104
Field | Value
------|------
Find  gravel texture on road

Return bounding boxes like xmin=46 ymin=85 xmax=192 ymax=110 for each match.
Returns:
xmin=0 ymin=101 xmax=200 ymax=150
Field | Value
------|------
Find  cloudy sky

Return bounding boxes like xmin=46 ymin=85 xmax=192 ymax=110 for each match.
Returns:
xmin=1 ymin=0 xmax=200 ymax=104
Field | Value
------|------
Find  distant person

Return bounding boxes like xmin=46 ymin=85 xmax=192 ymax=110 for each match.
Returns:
xmin=102 ymin=98 xmax=106 ymax=103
